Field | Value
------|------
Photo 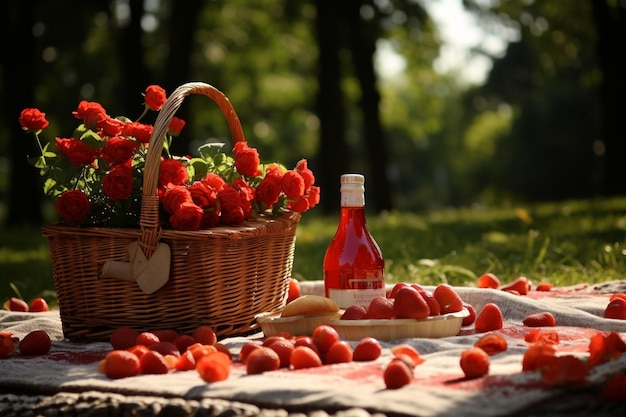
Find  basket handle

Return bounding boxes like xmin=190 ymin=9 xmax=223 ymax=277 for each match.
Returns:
xmin=139 ymin=82 xmax=246 ymax=257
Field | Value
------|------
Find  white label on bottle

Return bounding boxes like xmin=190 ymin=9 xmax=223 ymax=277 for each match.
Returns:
xmin=328 ymin=287 xmax=386 ymax=309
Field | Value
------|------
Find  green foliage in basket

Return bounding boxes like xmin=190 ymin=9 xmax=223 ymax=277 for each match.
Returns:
xmin=18 ymin=85 xmax=320 ymax=230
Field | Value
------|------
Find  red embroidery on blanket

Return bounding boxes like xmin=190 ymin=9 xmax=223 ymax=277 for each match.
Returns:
xmin=45 ymin=350 xmax=108 ymax=364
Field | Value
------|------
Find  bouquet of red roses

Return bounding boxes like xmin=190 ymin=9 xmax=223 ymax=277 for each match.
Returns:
xmin=19 ymin=85 xmax=320 ymax=230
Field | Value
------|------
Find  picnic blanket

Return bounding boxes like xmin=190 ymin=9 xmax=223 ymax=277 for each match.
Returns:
xmin=1 ymin=281 xmax=626 ymax=417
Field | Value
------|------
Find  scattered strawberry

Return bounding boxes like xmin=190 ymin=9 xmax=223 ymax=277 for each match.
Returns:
xmin=0 ymin=332 xmax=17 ymax=359
xmin=246 ymin=346 xmax=281 ymax=374
xmin=383 ymin=358 xmax=414 ymax=389
xmin=196 ymin=351 xmax=231 ymax=382
xmin=29 ymin=297 xmax=49 ymax=312
xmin=192 ymin=325 xmax=217 ymax=346
xmin=522 ymin=342 xmax=557 ymax=372
xmin=287 ymin=278 xmax=301 ymax=303
xmin=604 ymin=298 xmax=626 ymax=320
xmin=535 ymin=282 xmax=553 ymax=292
xmin=540 ymin=355 xmax=588 ymax=387
xmin=524 ymin=329 xmax=560 ymax=344
xmin=474 ymin=333 xmax=508 ymax=355
xmin=267 ymin=338 xmax=295 ymax=368
xmin=290 ymin=345 xmax=323 ymax=369
xmin=390 ymin=344 xmax=425 ymax=366
xmin=501 ymin=276 xmax=530 ymax=295
xmin=325 ymin=341 xmax=353 ymax=364
xmin=136 ymin=331 xmax=160 ymax=346
xmin=474 ymin=303 xmax=504 ymax=333
xmin=7 ymin=297 xmax=29 ymax=312
xmin=101 ymin=350 xmax=141 ymax=379
xmin=110 ymin=327 xmax=140 ymax=350
xmin=19 ymin=330 xmax=51 ymax=356
xmin=522 ymin=312 xmax=557 ymax=327
xmin=460 ymin=347 xmax=490 ymax=379
xmin=476 ymin=273 xmax=500 ymax=289
xmin=139 ymin=349 xmax=170 ymax=374
xmin=311 ymin=325 xmax=340 ymax=357
xmin=353 ymin=337 xmax=382 ymax=361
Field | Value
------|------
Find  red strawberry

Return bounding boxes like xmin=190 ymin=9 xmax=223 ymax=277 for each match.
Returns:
xmin=29 ymin=297 xmax=49 ymax=312
xmin=501 ymin=276 xmax=530 ymax=295
xmin=523 ymin=312 xmax=557 ymax=327
xmin=19 ymin=330 xmax=51 ymax=355
xmin=393 ymin=287 xmax=430 ymax=319
xmin=462 ymin=302 xmax=476 ymax=326
xmin=474 ymin=333 xmax=508 ymax=355
xmin=389 ymin=282 xmax=410 ymax=298
xmin=365 ymin=297 xmax=395 ymax=319
xmin=340 ymin=305 xmax=367 ymax=320
xmin=433 ymin=284 xmax=464 ymax=314
xmin=7 ymin=297 xmax=29 ymax=312
xmin=475 ymin=303 xmax=503 ymax=333
xmin=460 ymin=347 xmax=490 ymax=379
xmin=476 ymin=273 xmax=500 ymax=289
xmin=535 ymin=282 xmax=553 ymax=292
xmin=604 ymin=298 xmax=626 ymax=320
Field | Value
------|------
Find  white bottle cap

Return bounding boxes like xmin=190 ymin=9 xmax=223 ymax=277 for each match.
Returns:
xmin=340 ymin=174 xmax=365 ymax=207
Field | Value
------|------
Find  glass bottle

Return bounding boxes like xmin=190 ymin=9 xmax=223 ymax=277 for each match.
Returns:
xmin=323 ymin=174 xmax=385 ymax=308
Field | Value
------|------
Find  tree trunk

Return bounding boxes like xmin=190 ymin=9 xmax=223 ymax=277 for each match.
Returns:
xmin=118 ymin=0 xmax=150 ymax=117
xmin=164 ymin=0 xmax=206 ymax=155
xmin=1 ymin=0 xmax=44 ymax=227
xmin=590 ymin=0 xmax=626 ymax=196
xmin=314 ymin=0 xmax=349 ymax=213
xmin=345 ymin=0 xmax=392 ymax=212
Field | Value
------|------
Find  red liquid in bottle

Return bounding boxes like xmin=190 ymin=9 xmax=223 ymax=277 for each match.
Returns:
xmin=323 ymin=174 xmax=385 ymax=308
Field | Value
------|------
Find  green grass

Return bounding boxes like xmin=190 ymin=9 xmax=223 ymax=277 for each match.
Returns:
xmin=2 ymin=197 xmax=626 ymax=306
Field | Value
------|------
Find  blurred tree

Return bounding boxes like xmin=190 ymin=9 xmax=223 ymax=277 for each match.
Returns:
xmin=461 ymin=0 xmax=612 ymax=203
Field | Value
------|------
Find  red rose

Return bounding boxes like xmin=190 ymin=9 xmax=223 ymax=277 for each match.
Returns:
xmin=102 ymin=164 xmax=135 ymax=201
xmin=55 ymin=138 xmax=100 ymax=167
xmin=102 ymin=136 xmax=137 ymax=166
xmin=288 ymin=196 xmax=309 ymax=213
xmin=256 ymin=175 xmax=282 ymax=207
xmin=282 ymin=170 xmax=305 ymax=200
xmin=168 ymin=116 xmax=186 ymax=136
xmin=161 ymin=185 xmax=192 ymax=214
xmin=221 ymin=205 xmax=245 ymax=225
xmin=201 ymin=208 xmax=220 ymax=229
xmin=188 ymin=181 xmax=217 ymax=208
xmin=19 ymin=108 xmax=49 ymax=131
xmin=296 ymin=158 xmax=315 ymax=189
xmin=97 ymin=116 xmax=125 ymax=137
xmin=217 ymin=186 xmax=241 ymax=209
xmin=144 ymin=85 xmax=167 ymax=111
xmin=202 ymin=173 xmax=227 ymax=192
xmin=233 ymin=142 xmax=260 ymax=177
xmin=232 ymin=178 xmax=255 ymax=203
xmin=306 ymin=185 xmax=320 ymax=208
xmin=169 ymin=202 xmax=203 ymax=231
xmin=123 ymin=121 xmax=153 ymax=144
xmin=72 ymin=100 xmax=107 ymax=129
xmin=159 ymin=158 xmax=189 ymax=187
xmin=55 ymin=190 xmax=90 ymax=223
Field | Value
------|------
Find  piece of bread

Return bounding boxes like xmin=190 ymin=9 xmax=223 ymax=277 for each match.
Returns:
xmin=281 ymin=295 xmax=339 ymax=318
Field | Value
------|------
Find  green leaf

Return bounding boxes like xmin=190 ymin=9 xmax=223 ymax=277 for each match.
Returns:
xmin=80 ymin=129 xmax=103 ymax=148
xmin=198 ymin=143 xmax=225 ymax=159
xmin=189 ymin=158 xmax=209 ymax=180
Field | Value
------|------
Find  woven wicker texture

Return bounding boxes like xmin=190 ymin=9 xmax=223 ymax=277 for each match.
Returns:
xmin=43 ymin=82 xmax=300 ymax=341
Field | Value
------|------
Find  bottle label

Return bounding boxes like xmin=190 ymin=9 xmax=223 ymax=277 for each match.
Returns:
xmin=329 ymin=287 xmax=386 ymax=309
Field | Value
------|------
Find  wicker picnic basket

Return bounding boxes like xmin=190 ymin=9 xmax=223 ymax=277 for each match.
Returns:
xmin=42 ymin=82 xmax=300 ymax=342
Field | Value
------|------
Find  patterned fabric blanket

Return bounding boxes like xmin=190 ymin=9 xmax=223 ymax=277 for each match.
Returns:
xmin=1 ymin=281 xmax=625 ymax=417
